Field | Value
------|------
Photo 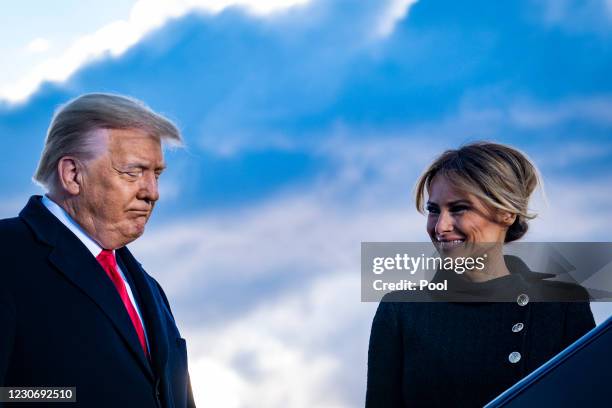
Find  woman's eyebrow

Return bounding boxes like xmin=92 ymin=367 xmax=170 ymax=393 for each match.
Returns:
xmin=427 ymin=199 xmax=471 ymax=207
xmin=447 ymin=200 xmax=471 ymax=206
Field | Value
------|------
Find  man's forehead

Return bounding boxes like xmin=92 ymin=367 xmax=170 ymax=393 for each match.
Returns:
xmin=104 ymin=128 xmax=164 ymax=166
xmin=112 ymin=153 xmax=166 ymax=168
xmin=106 ymin=127 xmax=160 ymax=144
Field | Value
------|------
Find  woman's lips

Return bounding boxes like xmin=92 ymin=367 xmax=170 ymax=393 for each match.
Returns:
xmin=435 ymin=238 xmax=466 ymax=250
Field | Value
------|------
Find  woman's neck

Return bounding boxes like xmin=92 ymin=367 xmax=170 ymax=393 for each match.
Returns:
xmin=462 ymin=249 xmax=510 ymax=283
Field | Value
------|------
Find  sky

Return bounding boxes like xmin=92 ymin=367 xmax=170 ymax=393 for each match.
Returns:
xmin=1 ymin=0 xmax=612 ymax=406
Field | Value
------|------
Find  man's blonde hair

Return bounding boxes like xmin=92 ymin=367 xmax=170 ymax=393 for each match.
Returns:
xmin=34 ymin=93 xmax=182 ymax=189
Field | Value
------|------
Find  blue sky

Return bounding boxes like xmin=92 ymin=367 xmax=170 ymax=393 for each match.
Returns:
xmin=2 ymin=1 xmax=612 ymax=406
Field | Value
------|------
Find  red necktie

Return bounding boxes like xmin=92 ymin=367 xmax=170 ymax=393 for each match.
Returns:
xmin=96 ymin=249 xmax=149 ymax=358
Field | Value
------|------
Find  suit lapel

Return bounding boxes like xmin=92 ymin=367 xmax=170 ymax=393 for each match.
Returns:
xmin=20 ymin=196 xmax=154 ymax=381
xmin=118 ymin=248 xmax=170 ymax=380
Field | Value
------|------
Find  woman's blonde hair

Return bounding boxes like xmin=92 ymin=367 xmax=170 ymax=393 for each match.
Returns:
xmin=415 ymin=141 xmax=541 ymax=242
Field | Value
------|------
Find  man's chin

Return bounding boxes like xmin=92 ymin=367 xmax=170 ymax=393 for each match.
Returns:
xmin=117 ymin=224 xmax=147 ymax=246
xmin=131 ymin=224 xmax=146 ymax=238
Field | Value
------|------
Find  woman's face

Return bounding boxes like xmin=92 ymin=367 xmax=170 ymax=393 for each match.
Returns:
xmin=426 ymin=174 xmax=513 ymax=250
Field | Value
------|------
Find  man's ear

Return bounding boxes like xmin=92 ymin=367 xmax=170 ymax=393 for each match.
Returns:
xmin=56 ymin=156 xmax=83 ymax=196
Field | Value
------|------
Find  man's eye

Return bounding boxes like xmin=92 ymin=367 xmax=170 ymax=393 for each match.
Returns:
xmin=125 ymin=171 xmax=143 ymax=178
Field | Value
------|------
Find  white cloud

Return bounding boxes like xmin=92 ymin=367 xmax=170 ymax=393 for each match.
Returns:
xmin=0 ymin=0 xmax=311 ymax=105
xmin=133 ymin=189 xmax=424 ymax=296
xmin=509 ymin=96 xmax=612 ymax=128
xmin=1 ymin=0 xmax=422 ymax=105
xmin=189 ymin=358 xmax=245 ymax=408
xmin=527 ymin=178 xmax=612 ymax=241
xmin=533 ymin=0 xmax=612 ymax=33
xmin=530 ymin=142 xmax=612 ymax=169
xmin=185 ymin=272 xmax=374 ymax=408
xmin=25 ymin=38 xmax=51 ymax=54
xmin=374 ymin=0 xmax=418 ymax=38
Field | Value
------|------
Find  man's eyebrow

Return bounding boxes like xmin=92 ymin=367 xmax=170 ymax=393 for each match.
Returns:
xmin=122 ymin=162 xmax=166 ymax=171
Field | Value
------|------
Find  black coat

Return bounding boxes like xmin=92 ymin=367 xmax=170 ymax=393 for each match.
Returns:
xmin=365 ymin=261 xmax=595 ymax=407
xmin=0 ymin=196 xmax=196 ymax=408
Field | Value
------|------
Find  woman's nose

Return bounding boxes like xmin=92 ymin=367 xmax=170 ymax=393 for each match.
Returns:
xmin=435 ymin=211 xmax=454 ymax=235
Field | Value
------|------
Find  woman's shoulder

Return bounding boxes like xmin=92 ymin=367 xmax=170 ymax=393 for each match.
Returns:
xmin=507 ymin=255 xmax=591 ymax=301
xmin=528 ymin=278 xmax=591 ymax=302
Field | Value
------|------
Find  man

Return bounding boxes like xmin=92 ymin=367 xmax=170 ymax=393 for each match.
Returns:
xmin=0 ymin=93 xmax=196 ymax=407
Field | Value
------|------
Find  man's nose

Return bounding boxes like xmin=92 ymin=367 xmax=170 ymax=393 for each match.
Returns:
xmin=435 ymin=210 xmax=453 ymax=235
xmin=138 ymin=173 xmax=159 ymax=203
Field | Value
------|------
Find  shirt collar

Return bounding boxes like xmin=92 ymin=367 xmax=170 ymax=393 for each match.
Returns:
xmin=41 ymin=195 xmax=107 ymax=258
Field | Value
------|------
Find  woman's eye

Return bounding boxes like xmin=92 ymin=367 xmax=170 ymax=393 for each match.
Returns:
xmin=450 ymin=205 xmax=469 ymax=213
xmin=426 ymin=206 xmax=439 ymax=214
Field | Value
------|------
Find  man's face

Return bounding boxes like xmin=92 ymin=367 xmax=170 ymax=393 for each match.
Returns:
xmin=77 ymin=128 xmax=165 ymax=249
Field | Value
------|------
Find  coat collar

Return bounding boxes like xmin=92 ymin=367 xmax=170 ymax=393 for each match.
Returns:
xmin=19 ymin=195 xmax=166 ymax=382
xmin=429 ymin=254 xmax=556 ymax=302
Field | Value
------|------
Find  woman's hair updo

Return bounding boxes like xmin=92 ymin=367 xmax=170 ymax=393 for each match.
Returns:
xmin=415 ymin=141 xmax=541 ymax=243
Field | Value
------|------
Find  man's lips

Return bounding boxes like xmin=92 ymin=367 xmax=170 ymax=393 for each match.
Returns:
xmin=127 ymin=209 xmax=151 ymax=216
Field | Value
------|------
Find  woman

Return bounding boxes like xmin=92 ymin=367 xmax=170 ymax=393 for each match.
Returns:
xmin=365 ymin=142 xmax=595 ymax=407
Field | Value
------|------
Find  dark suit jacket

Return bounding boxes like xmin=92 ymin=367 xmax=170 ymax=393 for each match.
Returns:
xmin=0 ymin=196 xmax=196 ymax=408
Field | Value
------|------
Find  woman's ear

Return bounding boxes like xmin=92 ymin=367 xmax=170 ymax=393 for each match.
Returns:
xmin=499 ymin=211 xmax=517 ymax=227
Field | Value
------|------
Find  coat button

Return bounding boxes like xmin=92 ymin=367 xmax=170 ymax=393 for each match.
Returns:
xmin=512 ymin=323 xmax=524 ymax=333
xmin=517 ymin=294 xmax=529 ymax=306
xmin=508 ymin=351 xmax=522 ymax=364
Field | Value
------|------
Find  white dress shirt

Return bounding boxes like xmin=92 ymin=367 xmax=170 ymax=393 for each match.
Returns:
xmin=42 ymin=195 xmax=150 ymax=349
